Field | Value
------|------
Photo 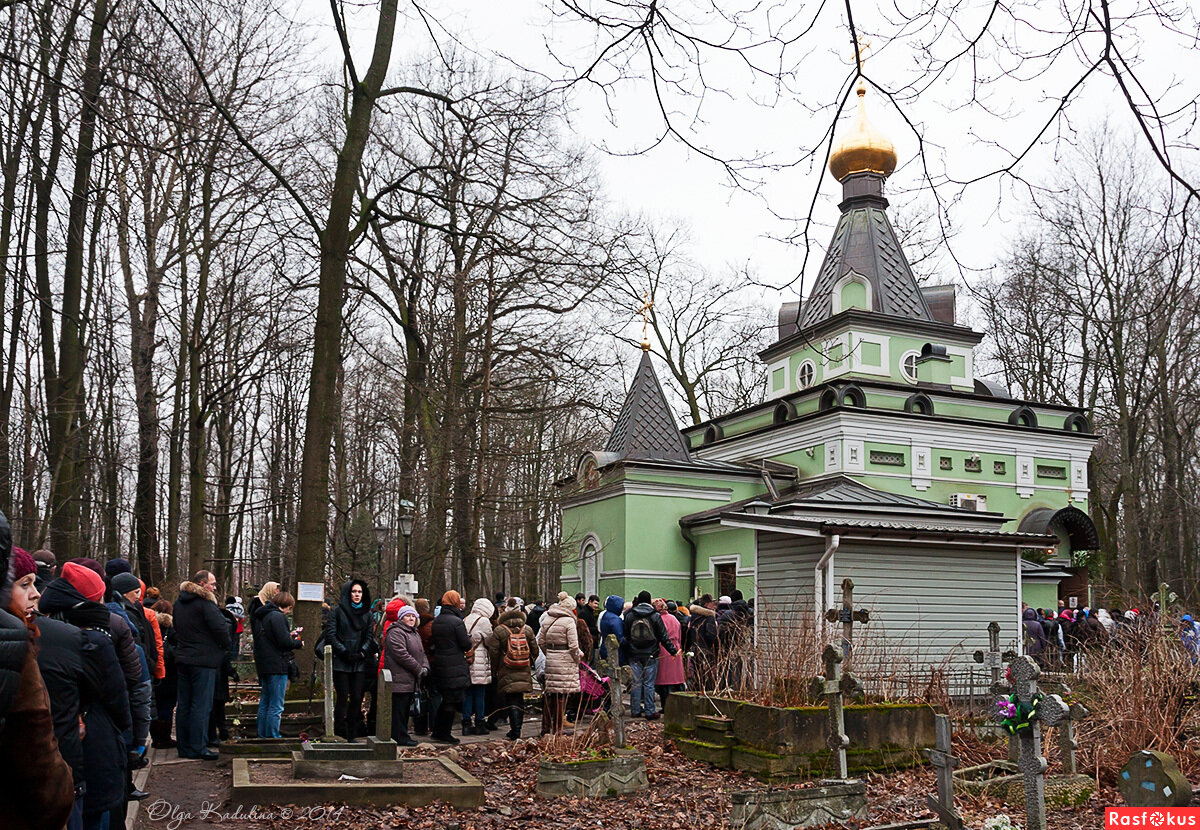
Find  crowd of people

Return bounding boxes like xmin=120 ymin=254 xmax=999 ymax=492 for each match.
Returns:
xmin=293 ymin=582 xmax=756 ymax=746
xmin=1020 ymin=600 xmax=1200 ymax=668
xmin=0 ymin=508 xmax=252 ymax=830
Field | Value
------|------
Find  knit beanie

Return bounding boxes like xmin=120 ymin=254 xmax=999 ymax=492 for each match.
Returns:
xmin=635 ymin=590 xmax=652 ymax=605
xmin=10 ymin=548 xmax=35 ymax=582
xmin=105 ymin=558 xmax=132 ymax=580
xmin=399 ymin=606 xmax=420 ymax=622
xmin=62 ymin=562 xmax=106 ymax=602
xmin=111 ymin=572 xmax=142 ymax=596
xmin=441 ymin=590 xmax=461 ymax=609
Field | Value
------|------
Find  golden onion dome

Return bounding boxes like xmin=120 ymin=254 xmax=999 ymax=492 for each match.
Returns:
xmin=828 ymin=82 xmax=897 ymax=182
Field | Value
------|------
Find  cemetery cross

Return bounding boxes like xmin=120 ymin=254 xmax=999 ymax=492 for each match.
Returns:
xmin=1001 ymin=655 xmax=1070 ymax=830
xmin=974 ymin=620 xmax=1019 ymax=762
xmin=810 ymin=643 xmax=863 ymax=780
xmin=824 ymin=578 xmax=869 ymax=662
xmin=599 ymin=633 xmax=634 ymax=748
xmin=921 ymin=713 xmax=963 ymax=830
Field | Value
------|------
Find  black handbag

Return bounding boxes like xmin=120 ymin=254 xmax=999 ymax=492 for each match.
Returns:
xmin=286 ymin=654 xmax=300 ymax=681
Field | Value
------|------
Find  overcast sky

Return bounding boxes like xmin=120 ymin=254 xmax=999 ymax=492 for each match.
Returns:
xmin=295 ymin=0 xmax=1197 ymax=340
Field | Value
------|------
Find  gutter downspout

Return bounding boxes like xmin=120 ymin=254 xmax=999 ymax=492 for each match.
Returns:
xmin=681 ymin=521 xmax=699 ymax=600
xmin=816 ymin=533 xmax=840 ymax=630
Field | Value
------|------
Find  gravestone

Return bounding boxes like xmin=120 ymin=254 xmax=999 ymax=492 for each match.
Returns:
xmin=323 ymin=644 xmax=335 ymax=738
xmin=824 ymin=578 xmax=869 ymax=662
xmin=920 ymin=714 xmax=962 ymax=830
xmin=1119 ymin=751 xmax=1192 ymax=808
xmin=598 ymin=634 xmax=633 ymax=748
xmin=1001 ymin=656 xmax=1070 ymax=830
xmin=376 ymin=668 xmax=392 ymax=743
xmin=810 ymin=644 xmax=863 ymax=780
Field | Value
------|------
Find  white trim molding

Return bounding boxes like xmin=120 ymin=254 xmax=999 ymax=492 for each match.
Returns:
xmin=768 ymin=358 xmax=790 ymax=399
xmin=911 ymin=444 xmax=932 ymax=491
xmin=564 ymin=479 xmax=733 ymax=509
xmin=850 ymin=331 xmax=891 ymax=378
xmin=844 ymin=438 xmax=865 ymax=473
xmin=796 ymin=358 xmax=817 ymax=390
xmin=832 ymin=270 xmax=874 ymax=314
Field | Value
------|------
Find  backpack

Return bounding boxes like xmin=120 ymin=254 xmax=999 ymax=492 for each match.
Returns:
xmin=629 ymin=615 xmax=656 ymax=648
xmin=504 ymin=628 xmax=530 ymax=668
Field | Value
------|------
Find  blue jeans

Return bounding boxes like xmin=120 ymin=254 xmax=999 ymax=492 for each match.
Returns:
xmin=630 ymin=655 xmax=659 ymax=716
xmin=462 ymin=684 xmax=487 ymax=724
xmin=257 ymin=674 xmax=288 ymax=738
xmin=176 ymin=664 xmax=217 ymax=757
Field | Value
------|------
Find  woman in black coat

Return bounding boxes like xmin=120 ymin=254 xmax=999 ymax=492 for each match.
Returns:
xmin=429 ymin=590 xmax=471 ymax=744
xmin=323 ymin=579 xmax=376 ymax=741
xmin=252 ymin=592 xmax=303 ymax=738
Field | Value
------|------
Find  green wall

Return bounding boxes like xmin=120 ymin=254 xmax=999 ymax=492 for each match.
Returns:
xmin=1022 ymin=582 xmax=1059 ymax=613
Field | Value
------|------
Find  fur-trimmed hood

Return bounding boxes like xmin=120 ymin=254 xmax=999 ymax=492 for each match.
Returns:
xmin=178 ymin=580 xmax=217 ymax=605
xmin=498 ymin=608 xmax=527 ymax=630
xmin=688 ymin=604 xmax=716 ymax=618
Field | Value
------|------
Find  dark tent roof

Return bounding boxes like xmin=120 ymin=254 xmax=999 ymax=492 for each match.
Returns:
xmin=797 ymin=175 xmax=934 ymax=331
xmin=1017 ymin=505 xmax=1100 ymax=551
xmin=603 ymin=350 xmax=691 ymax=462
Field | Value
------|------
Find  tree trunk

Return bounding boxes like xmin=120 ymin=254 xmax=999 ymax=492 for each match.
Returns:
xmin=293 ymin=0 xmax=400 ymax=679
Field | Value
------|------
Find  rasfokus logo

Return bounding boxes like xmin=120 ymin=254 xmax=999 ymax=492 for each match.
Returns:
xmin=1107 ymin=808 xmax=1200 ymax=827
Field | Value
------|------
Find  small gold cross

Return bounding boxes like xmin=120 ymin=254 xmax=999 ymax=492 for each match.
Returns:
xmin=856 ymin=34 xmax=872 ymax=73
xmin=638 ymin=291 xmax=654 ymax=351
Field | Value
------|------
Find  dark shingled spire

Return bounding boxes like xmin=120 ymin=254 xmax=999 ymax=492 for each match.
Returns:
xmin=798 ymin=172 xmax=934 ymax=331
xmin=604 ymin=350 xmax=691 ymax=462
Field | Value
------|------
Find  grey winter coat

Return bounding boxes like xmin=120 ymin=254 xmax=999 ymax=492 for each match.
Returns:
xmin=384 ymin=622 xmax=428 ymax=694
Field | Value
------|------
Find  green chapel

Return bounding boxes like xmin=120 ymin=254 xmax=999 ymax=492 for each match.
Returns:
xmin=558 ymin=83 xmax=1099 ymax=667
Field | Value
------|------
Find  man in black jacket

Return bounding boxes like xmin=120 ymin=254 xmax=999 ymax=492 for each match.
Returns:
xmin=40 ymin=572 xmax=134 ymax=828
xmin=173 ymin=571 xmax=230 ymax=760
xmin=621 ymin=590 xmax=677 ymax=720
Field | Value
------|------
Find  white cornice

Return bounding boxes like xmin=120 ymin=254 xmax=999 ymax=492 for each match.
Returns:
xmin=695 ymin=410 xmax=1096 ymax=464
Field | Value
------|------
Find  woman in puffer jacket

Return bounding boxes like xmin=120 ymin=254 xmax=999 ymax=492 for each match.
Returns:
xmin=536 ymin=596 xmax=581 ymax=735
xmin=461 ymin=598 xmax=494 ymax=735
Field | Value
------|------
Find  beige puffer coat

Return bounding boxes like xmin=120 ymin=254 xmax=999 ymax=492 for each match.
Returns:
xmin=537 ymin=604 xmax=580 ymax=694
xmin=463 ymin=598 xmax=495 ymax=686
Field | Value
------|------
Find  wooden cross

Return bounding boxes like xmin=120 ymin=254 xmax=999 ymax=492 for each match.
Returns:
xmin=855 ymin=34 xmax=872 ymax=74
xmin=999 ymin=656 xmax=1071 ymax=830
xmin=598 ymin=634 xmax=633 ymax=748
xmin=824 ymin=578 xmax=869 ymax=662
xmin=810 ymin=644 xmax=863 ymax=780
xmin=638 ymin=292 xmax=654 ymax=352
xmin=921 ymin=714 xmax=963 ymax=830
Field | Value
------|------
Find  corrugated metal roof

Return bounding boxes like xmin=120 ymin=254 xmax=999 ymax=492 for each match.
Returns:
xmin=826 ymin=519 xmax=1056 ymax=539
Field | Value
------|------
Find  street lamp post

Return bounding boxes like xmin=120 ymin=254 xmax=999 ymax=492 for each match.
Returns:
xmin=399 ymin=501 xmax=415 ymax=574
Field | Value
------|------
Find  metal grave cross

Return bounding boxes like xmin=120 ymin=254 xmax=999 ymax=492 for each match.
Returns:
xmin=599 ymin=633 xmax=634 ymax=748
xmin=973 ymin=621 xmax=1017 ymax=695
xmin=824 ymin=578 xmax=870 ymax=662
xmin=1000 ymin=656 xmax=1070 ymax=830
xmin=810 ymin=644 xmax=863 ymax=780
xmin=921 ymin=713 xmax=963 ymax=830
xmin=974 ymin=620 xmax=1020 ymax=762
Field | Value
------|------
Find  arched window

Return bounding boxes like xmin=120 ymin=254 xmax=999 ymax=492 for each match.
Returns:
xmin=840 ymin=385 xmax=866 ymax=408
xmin=904 ymin=392 xmax=934 ymax=416
xmin=1008 ymin=406 xmax=1038 ymax=428
xmin=819 ymin=389 xmax=840 ymax=411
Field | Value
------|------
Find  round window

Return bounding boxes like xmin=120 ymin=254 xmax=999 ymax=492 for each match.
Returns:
xmin=900 ymin=350 xmax=920 ymax=384
xmin=796 ymin=359 xmax=816 ymax=389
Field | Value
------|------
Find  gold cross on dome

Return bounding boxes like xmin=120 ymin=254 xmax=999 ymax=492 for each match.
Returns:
xmin=855 ymin=34 xmax=872 ymax=76
xmin=638 ymin=291 xmax=654 ymax=351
